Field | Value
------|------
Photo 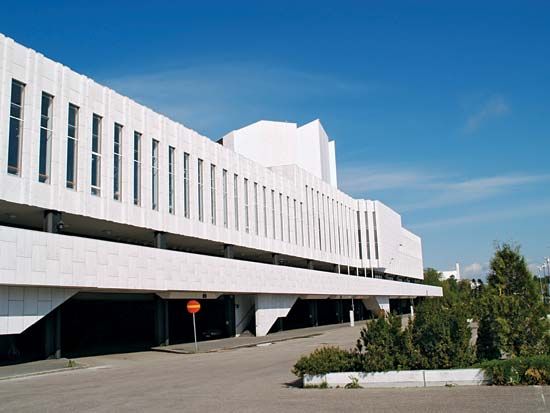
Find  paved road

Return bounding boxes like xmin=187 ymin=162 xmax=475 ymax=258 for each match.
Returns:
xmin=0 ymin=324 xmax=548 ymax=412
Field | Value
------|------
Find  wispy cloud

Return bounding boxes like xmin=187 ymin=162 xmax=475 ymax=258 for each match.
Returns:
xmin=101 ymin=63 xmax=372 ymax=139
xmin=404 ymin=174 xmax=550 ymax=211
xmin=338 ymin=166 xmax=437 ymax=193
xmin=339 ymin=163 xmax=550 ymax=212
xmin=409 ymin=199 xmax=550 ymax=230
xmin=464 ymin=96 xmax=510 ymax=133
xmin=463 ymin=262 xmax=489 ymax=279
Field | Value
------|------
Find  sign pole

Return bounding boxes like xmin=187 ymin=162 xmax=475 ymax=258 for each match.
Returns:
xmin=186 ymin=299 xmax=201 ymax=353
xmin=192 ymin=312 xmax=198 ymax=353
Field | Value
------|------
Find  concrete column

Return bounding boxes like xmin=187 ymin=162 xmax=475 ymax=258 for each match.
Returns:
xmin=307 ymin=260 xmax=314 ymax=270
xmin=43 ymin=210 xmax=62 ymax=233
xmin=224 ymin=295 xmax=236 ymax=337
xmin=333 ymin=264 xmax=339 ymax=273
xmin=272 ymin=254 xmax=281 ymax=265
xmin=224 ymin=244 xmax=234 ymax=259
xmin=155 ymin=297 xmax=169 ymax=346
xmin=44 ymin=308 xmax=61 ymax=359
xmin=336 ymin=299 xmax=343 ymax=324
xmin=254 ymin=294 xmax=297 ymax=337
xmin=154 ymin=231 xmax=166 ymax=249
xmin=308 ymin=300 xmax=318 ymax=327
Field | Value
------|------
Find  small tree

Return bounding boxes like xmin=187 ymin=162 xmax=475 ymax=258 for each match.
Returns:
xmin=411 ymin=298 xmax=475 ymax=369
xmin=356 ymin=314 xmax=405 ymax=371
xmin=477 ymin=243 xmax=549 ymax=360
xmin=423 ymin=268 xmax=442 ymax=287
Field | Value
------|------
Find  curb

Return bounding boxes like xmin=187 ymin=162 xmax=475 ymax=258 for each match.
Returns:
xmin=0 ymin=365 xmax=85 ymax=381
xmin=304 ymin=369 xmax=488 ymax=388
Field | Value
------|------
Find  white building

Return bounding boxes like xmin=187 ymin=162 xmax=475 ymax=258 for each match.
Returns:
xmin=0 ymin=34 xmax=441 ymax=360
xmin=441 ymin=263 xmax=461 ymax=281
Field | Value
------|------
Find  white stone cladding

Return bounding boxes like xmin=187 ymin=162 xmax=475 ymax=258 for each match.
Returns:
xmin=0 ymin=226 xmax=441 ymax=298
xmin=0 ymin=285 xmax=75 ymax=334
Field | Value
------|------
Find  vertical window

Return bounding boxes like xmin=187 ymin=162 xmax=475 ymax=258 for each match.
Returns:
xmin=373 ymin=211 xmax=379 ymax=259
xmin=198 ymin=159 xmax=204 ymax=221
xmin=244 ymin=178 xmax=249 ymax=233
xmin=346 ymin=207 xmax=351 ymax=257
xmin=66 ymin=104 xmax=79 ymax=189
xmin=254 ymin=183 xmax=259 ymax=235
xmin=184 ymin=153 xmax=190 ymax=218
xmin=91 ymin=115 xmax=102 ymax=195
xmin=311 ymin=188 xmax=316 ymax=249
xmin=286 ymin=196 xmax=291 ymax=242
xmin=327 ymin=195 xmax=333 ymax=253
xmin=38 ymin=93 xmax=53 ymax=183
xmin=210 ymin=164 xmax=216 ymax=225
xmin=322 ymin=194 xmax=327 ymax=250
xmin=317 ymin=192 xmax=322 ymax=250
xmin=279 ymin=193 xmax=284 ymax=241
xmin=168 ymin=146 xmax=176 ymax=214
xmin=113 ymin=123 xmax=123 ymax=200
xmin=7 ymin=80 xmax=25 ymax=175
xmin=152 ymin=139 xmax=160 ymax=210
xmin=133 ymin=132 xmax=141 ymax=205
xmin=365 ymin=211 xmax=371 ymax=260
xmin=357 ymin=211 xmax=363 ymax=260
xmin=271 ymin=190 xmax=276 ymax=239
xmin=233 ymin=174 xmax=239 ymax=230
xmin=222 ymin=169 xmax=228 ymax=227
xmin=293 ymin=199 xmax=297 ymax=244
xmin=336 ymin=202 xmax=342 ymax=255
xmin=262 ymin=186 xmax=268 ymax=237
xmin=300 ymin=202 xmax=304 ymax=246
xmin=305 ymin=186 xmax=310 ymax=247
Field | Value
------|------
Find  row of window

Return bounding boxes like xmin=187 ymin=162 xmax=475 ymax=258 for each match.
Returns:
xmin=5 ymin=78 xmax=379 ymax=261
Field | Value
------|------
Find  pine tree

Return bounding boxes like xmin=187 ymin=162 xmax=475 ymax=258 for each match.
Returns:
xmin=477 ymin=243 xmax=549 ymax=360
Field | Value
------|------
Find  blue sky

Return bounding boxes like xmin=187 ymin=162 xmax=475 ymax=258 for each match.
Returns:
xmin=2 ymin=1 xmax=549 ymax=278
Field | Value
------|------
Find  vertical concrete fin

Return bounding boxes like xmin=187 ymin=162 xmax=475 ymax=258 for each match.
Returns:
xmin=0 ymin=286 xmax=77 ymax=335
xmin=362 ymin=296 xmax=390 ymax=316
xmin=254 ymin=294 xmax=298 ymax=337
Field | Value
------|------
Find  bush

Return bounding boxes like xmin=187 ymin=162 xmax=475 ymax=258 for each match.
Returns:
xmin=412 ymin=298 xmax=475 ymax=369
xmin=477 ymin=243 xmax=550 ymax=360
xmin=479 ymin=356 xmax=550 ymax=385
xmin=292 ymin=346 xmax=357 ymax=377
xmin=356 ymin=314 xmax=410 ymax=371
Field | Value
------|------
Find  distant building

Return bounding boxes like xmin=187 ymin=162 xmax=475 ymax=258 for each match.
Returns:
xmin=440 ymin=263 xmax=461 ymax=281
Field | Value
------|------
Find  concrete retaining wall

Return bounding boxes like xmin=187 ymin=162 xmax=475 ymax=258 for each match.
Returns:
xmin=304 ymin=368 xmax=487 ymax=388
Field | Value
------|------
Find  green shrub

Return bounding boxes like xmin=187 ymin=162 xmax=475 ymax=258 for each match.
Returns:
xmin=477 ymin=244 xmax=550 ymax=360
xmin=356 ymin=314 xmax=408 ymax=372
xmin=479 ymin=356 xmax=550 ymax=385
xmin=412 ymin=298 xmax=475 ymax=369
xmin=292 ymin=346 xmax=357 ymax=377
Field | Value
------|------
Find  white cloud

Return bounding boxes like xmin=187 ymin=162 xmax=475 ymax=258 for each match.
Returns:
xmin=465 ymin=96 xmax=509 ymax=133
xmin=338 ymin=166 xmax=437 ymax=193
xmin=101 ymin=63 xmax=372 ymax=139
xmin=403 ymin=173 xmax=550 ymax=211
xmin=410 ymin=198 xmax=550 ymax=230
xmin=338 ymin=162 xmax=550 ymax=212
xmin=462 ymin=262 xmax=489 ymax=279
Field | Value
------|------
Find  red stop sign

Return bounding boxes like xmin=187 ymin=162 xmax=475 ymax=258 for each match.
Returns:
xmin=187 ymin=300 xmax=201 ymax=314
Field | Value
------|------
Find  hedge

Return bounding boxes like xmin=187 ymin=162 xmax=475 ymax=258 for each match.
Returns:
xmin=292 ymin=346 xmax=357 ymax=377
xmin=478 ymin=356 xmax=550 ymax=385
